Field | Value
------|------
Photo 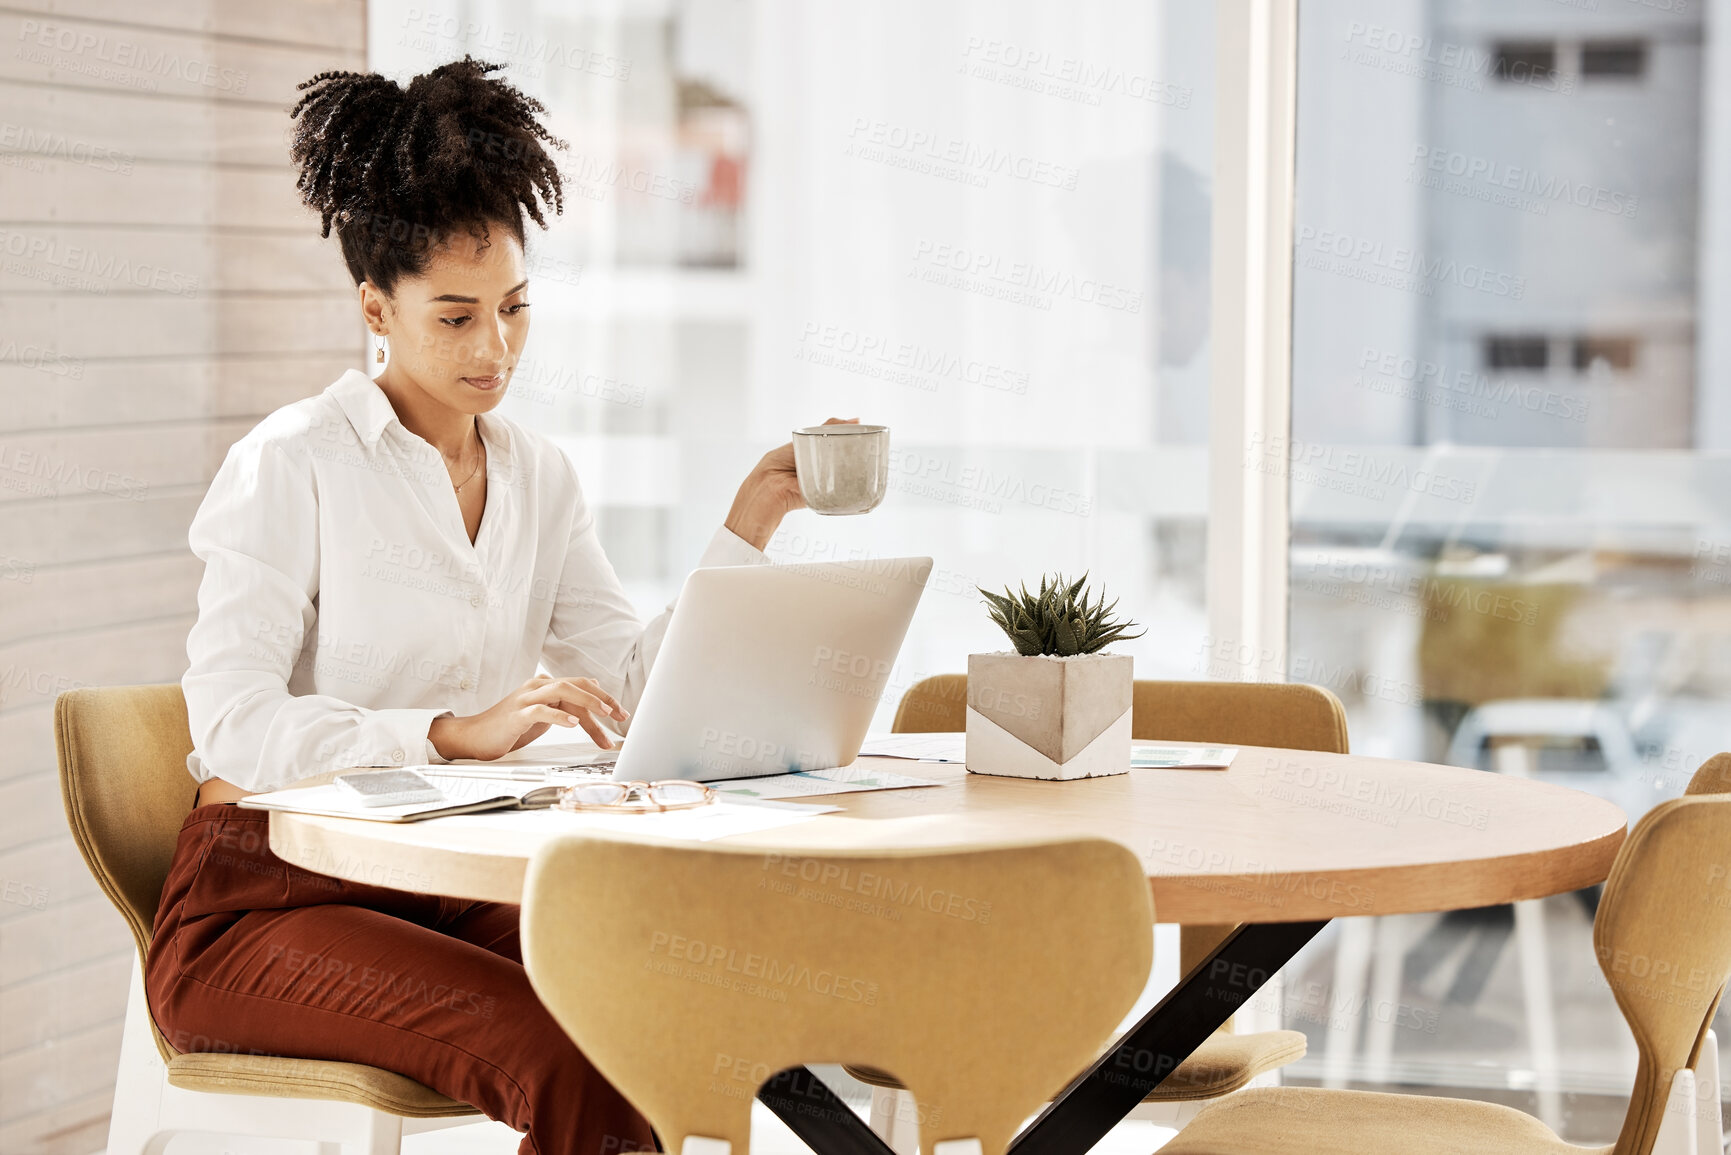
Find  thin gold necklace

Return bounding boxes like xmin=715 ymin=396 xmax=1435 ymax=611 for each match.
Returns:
xmin=445 ymin=424 xmax=484 ymax=492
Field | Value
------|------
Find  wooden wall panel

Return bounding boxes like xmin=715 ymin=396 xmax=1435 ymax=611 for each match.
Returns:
xmin=0 ymin=82 xmax=297 ymax=166
xmin=0 ymin=421 xmax=253 ymax=504
xmin=0 ymin=838 xmax=103 ymax=918
xmin=0 ymin=954 xmax=132 ymax=1052
xmin=0 ymin=2 xmax=368 ymax=1148
xmin=0 ymin=297 xmax=364 ymax=359
xmin=0 ymin=1089 xmax=112 ymax=1155
xmin=19 ymin=0 xmax=364 ymax=51
xmin=0 ymin=490 xmax=203 ymax=568
xmin=0 ymin=1022 xmax=125 ymax=1128
xmin=0 ymin=618 xmax=200 ymax=713
xmin=0 ymin=704 xmax=55 ymax=786
xmin=0 ymin=554 xmax=201 ymax=642
xmin=0 ymin=770 xmax=72 ymax=854
xmin=0 ymin=894 xmax=131 ymax=987
xmin=0 ymin=164 xmax=312 ymax=228
xmin=0 ymin=9 xmax=362 ymax=103
xmin=0 ymin=228 xmax=353 ymax=297
xmin=0 ymin=355 xmax=357 ymax=430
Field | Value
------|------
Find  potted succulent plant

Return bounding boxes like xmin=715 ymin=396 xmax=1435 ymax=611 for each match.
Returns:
xmin=966 ymin=572 xmax=1146 ymax=780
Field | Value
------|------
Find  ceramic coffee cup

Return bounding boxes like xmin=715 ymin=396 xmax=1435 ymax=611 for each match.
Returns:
xmin=792 ymin=424 xmax=890 ymax=515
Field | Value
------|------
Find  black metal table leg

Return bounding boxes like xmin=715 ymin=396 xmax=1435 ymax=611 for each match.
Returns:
xmin=755 ymin=919 xmax=1328 ymax=1155
xmin=1008 ymin=919 xmax=1329 ymax=1155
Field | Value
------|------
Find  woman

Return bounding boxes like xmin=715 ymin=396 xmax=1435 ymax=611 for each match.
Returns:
xmin=146 ymin=57 xmax=851 ymax=1155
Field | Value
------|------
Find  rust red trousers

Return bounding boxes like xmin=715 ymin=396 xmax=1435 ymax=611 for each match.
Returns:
xmin=144 ymin=803 xmax=659 ymax=1155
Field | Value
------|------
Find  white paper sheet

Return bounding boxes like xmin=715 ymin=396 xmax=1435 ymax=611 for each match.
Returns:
xmin=432 ymin=799 xmax=838 ymax=840
xmin=1130 ymin=744 xmax=1238 ymax=769
xmin=855 ymin=732 xmax=967 ymax=761
xmin=708 ymin=765 xmax=942 ymax=800
xmin=239 ymin=773 xmax=844 ymax=839
xmin=400 ymin=759 xmax=617 ymax=783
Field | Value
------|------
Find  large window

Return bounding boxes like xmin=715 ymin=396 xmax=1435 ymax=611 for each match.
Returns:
xmin=370 ymin=0 xmax=1218 ymax=733
xmin=1284 ymin=0 xmax=1719 ymax=1137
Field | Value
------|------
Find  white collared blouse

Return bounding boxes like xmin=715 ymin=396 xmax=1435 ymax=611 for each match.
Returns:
xmin=182 ymin=368 xmax=770 ymax=792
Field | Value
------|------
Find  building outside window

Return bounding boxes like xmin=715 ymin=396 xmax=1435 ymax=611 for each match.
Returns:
xmin=1287 ymin=0 xmax=1724 ymax=1136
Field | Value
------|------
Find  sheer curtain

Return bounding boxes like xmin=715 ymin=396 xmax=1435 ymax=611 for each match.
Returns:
xmin=371 ymin=0 xmax=1212 ymax=729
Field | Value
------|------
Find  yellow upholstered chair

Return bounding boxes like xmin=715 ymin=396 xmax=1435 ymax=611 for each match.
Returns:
xmin=866 ymin=675 xmax=1333 ymax=1131
xmin=54 ymin=685 xmax=478 ymax=1155
xmin=1686 ymin=752 xmax=1731 ymax=796
xmin=892 ymin=674 xmax=1347 ymax=965
xmin=521 ymin=832 xmax=1154 ymax=1155
xmin=1681 ymin=754 xmax=1731 ymax=1057
xmin=1160 ymin=793 xmax=1729 ymax=1155
xmin=890 ymin=673 xmax=1349 ymax=754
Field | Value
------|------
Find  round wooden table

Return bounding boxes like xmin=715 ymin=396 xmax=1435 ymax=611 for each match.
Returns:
xmin=271 ymin=745 xmax=1627 ymax=924
xmin=268 ymin=745 xmax=1627 ymax=1155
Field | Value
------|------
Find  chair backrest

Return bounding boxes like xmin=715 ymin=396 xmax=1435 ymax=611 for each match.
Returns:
xmin=893 ymin=674 xmax=1349 ymax=754
xmin=54 ymin=684 xmax=200 ymax=963
xmin=893 ymin=674 xmax=1348 ymax=979
xmin=1597 ymin=795 xmax=1731 ymax=1155
xmin=521 ymin=832 xmax=1153 ymax=1155
xmin=1677 ymin=748 xmax=1731 ymax=1121
xmin=1685 ymin=752 xmax=1731 ymax=796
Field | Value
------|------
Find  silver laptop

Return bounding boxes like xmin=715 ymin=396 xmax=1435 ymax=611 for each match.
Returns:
xmin=609 ymin=556 xmax=933 ymax=782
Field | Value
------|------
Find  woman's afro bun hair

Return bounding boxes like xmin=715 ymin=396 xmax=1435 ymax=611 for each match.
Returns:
xmin=289 ymin=55 xmax=565 ymax=292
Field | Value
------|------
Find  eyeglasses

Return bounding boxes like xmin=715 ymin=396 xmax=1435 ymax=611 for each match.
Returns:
xmin=555 ymin=779 xmax=717 ymax=814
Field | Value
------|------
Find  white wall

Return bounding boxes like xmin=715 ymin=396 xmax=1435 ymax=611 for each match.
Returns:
xmin=0 ymin=3 xmax=366 ymax=1150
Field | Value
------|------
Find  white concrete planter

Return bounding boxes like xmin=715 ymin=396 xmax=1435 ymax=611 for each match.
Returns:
xmin=964 ymin=651 xmax=1132 ymax=780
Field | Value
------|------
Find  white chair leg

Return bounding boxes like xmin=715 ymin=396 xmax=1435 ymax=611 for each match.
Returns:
xmin=1654 ymin=1066 xmax=1701 ymax=1155
xmin=109 ymin=955 xmax=172 ymax=1155
xmin=1495 ymin=742 xmax=1563 ymax=1134
xmin=1125 ymin=1099 xmax=1204 ymax=1127
xmin=1362 ymin=914 xmax=1408 ymax=1084
xmin=1512 ymin=896 xmax=1561 ymax=1132
xmin=868 ymin=1086 xmax=920 ymax=1155
xmin=1323 ymin=918 xmax=1375 ymax=1088
xmin=154 ymin=1080 xmax=407 ymax=1155
xmin=933 ymin=1140 xmax=983 ymax=1155
xmin=340 ymin=1110 xmax=404 ymax=1155
xmin=402 ymin=1116 xmax=484 ymax=1138
xmin=1695 ymin=1028 xmax=1722 ymax=1155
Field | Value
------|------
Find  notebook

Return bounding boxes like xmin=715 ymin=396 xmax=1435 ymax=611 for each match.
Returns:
xmin=237 ymin=774 xmax=559 ymax=824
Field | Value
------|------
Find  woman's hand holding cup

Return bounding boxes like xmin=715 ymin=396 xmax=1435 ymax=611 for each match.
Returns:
xmin=724 ymin=416 xmax=861 ymax=550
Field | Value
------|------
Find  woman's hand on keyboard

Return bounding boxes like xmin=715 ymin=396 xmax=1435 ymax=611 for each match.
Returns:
xmin=428 ymin=674 xmax=630 ymax=761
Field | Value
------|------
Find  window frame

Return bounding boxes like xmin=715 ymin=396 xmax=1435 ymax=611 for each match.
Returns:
xmin=1207 ymin=0 xmax=1297 ymax=690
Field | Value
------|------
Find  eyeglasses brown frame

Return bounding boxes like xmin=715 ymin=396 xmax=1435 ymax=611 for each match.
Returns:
xmin=555 ymin=779 xmax=718 ymax=814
